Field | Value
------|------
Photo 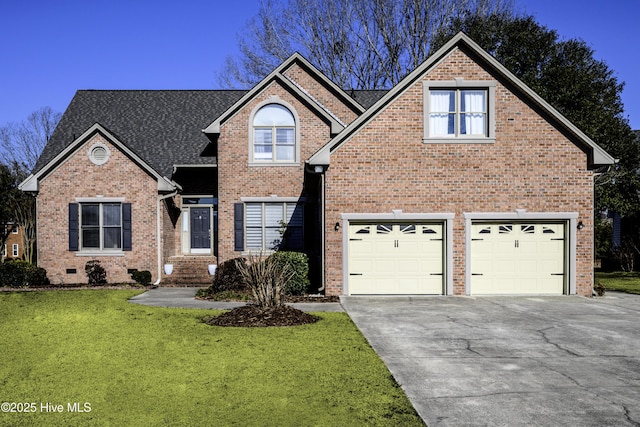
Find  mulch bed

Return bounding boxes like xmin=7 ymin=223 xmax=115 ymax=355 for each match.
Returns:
xmin=205 ymin=304 xmax=320 ymax=327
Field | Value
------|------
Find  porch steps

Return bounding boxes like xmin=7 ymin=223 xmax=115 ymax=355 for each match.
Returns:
xmin=161 ymin=256 xmax=217 ymax=287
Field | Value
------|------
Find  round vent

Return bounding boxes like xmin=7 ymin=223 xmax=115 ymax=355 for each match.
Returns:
xmin=89 ymin=143 xmax=110 ymax=165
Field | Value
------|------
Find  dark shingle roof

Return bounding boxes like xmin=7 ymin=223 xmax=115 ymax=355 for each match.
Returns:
xmin=350 ymin=90 xmax=388 ymax=109
xmin=36 ymin=89 xmax=388 ymax=179
xmin=36 ymin=90 xmax=246 ymax=178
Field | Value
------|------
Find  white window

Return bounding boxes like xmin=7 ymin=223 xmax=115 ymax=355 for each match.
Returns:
xmin=12 ymin=244 xmax=18 ymax=257
xmin=252 ymin=104 xmax=296 ymax=163
xmin=11 ymin=226 xmax=18 ymax=234
xmin=2 ymin=244 xmax=6 ymax=257
xmin=245 ymin=202 xmax=303 ymax=251
xmin=81 ymin=203 xmax=122 ymax=251
xmin=429 ymin=89 xmax=487 ymax=137
xmin=424 ymin=80 xmax=496 ymax=143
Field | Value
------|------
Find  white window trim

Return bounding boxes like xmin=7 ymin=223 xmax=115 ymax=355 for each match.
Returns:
xmin=2 ymin=244 xmax=6 ymax=257
xmin=423 ymin=79 xmax=496 ymax=143
xmin=78 ymin=202 xmax=124 ymax=254
xmin=12 ymin=244 xmax=19 ymax=257
xmin=248 ymin=98 xmax=301 ymax=167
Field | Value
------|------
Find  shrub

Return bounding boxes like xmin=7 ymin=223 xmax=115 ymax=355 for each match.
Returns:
xmin=85 ymin=260 xmax=107 ymax=285
xmin=594 ymin=281 xmax=606 ymax=297
xmin=269 ymin=251 xmax=310 ymax=295
xmin=236 ymin=253 xmax=293 ymax=309
xmin=0 ymin=260 xmax=50 ymax=288
xmin=131 ymin=270 xmax=152 ymax=286
xmin=198 ymin=258 xmax=248 ymax=298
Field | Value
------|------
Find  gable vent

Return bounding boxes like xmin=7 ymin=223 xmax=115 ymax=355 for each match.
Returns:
xmin=89 ymin=143 xmax=110 ymax=165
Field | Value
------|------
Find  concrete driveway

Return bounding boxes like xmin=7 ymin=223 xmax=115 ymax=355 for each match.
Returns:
xmin=341 ymin=293 xmax=640 ymax=426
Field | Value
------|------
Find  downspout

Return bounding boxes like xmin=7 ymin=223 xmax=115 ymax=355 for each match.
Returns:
xmin=155 ymin=191 xmax=178 ymax=285
xmin=317 ymin=171 xmax=326 ymax=293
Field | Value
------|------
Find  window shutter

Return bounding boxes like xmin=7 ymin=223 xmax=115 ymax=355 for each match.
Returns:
xmin=122 ymin=203 xmax=132 ymax=251
xmin=69 ymin=203 xmax=79 ymax=251
xmin=234 ymin=203 xmax=244 ymax=251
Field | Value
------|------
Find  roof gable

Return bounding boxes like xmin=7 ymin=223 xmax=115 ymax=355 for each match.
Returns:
xmin=203 ymin=53 xmax=365 ymax=136
xmin=309 ymin=32 xmax=615 ymax=168
xmin=20 ymin=123 xmax=177 ymax=193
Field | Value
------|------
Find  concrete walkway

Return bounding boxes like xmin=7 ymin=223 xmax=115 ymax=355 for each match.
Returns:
xmin=341 ymin=293 xmax=640 ymax=427
xmin=128 ymin=287 xmax=344 ymax=312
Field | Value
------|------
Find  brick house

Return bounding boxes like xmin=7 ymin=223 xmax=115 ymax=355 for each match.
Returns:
xmin=21 ymin=33 xmax=613 ymax=295
xmin=1 ymin=223 xmax=24 ymax=261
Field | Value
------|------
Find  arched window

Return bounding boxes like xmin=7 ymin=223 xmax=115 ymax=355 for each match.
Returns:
xmin=252 ymin=104 xmax=296 ymax=162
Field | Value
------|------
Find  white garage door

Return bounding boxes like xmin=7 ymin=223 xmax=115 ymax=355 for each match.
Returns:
xmin=470 ymin=222 xmax=565 ymax=295
xmin=347 ymin=222 xmax=444 ymax=295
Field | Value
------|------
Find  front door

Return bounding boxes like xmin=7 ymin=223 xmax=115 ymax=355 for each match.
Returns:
xmin=190 ymin=208 xmax=211 ymax=253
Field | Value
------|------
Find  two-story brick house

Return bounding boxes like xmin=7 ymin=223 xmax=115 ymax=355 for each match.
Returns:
xmin=21 ymin=33 xmax=613 ymax=295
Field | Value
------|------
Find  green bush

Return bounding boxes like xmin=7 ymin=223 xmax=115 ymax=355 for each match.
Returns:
xmin=199 ymin=258 xmax=248 ymax=298
xmin=85 ymin=260 xmax=107 ymax=285
xmin=0 ymin=260 xmax=50 ymax=288
xmin=269 ymin=251 xmax=310 ymax=296
xmin=594 ymin=281 xmax=606 ymax=297
xmin=131 ymin=270 xmax=152 ymax=286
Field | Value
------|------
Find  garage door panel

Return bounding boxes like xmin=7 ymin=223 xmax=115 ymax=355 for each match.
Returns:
xmin=471 ymin=222 xmax=565 ymax=295
xmin=348 ymin=222 xmax=444 ymax=295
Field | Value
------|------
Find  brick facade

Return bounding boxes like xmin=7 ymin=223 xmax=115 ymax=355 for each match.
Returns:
xmin=216 ymin=80 xmax=355 ymax=263
xmin=37 ymin=134 xmax=159 ymax=285
xmin=323 ymin=49 xmax=594 ymax=296
xmin=30 ymin=35 xmax=608 ymax=294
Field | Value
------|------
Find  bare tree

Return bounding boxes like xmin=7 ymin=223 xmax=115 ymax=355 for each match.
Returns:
xmin=0 ymin=107 xmax=61 ymax=263
xmin=0 ymin=106 xmax=61 ymax=171
xmin=217 ymin=0 xmax=515 ymax=89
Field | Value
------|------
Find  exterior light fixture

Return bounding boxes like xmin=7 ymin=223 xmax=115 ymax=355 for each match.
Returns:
xmin=334 ymin=222 xmax=341 ymax=231
xmin=577 ymin=221 xmax=584 ymax=230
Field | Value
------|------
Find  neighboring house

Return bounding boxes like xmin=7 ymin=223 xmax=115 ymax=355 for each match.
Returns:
xmin=21 ymin=33 xmax=614 ymax=295
xmin=1 ymin=223 xmax=24 ymax=261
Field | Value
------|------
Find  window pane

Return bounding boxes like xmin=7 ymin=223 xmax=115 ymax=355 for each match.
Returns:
xmin=82 ymin=229 xmax=100 ymax=248
xmin=265 ymin=204 xmax=284 ymax=227
xmin=429 ymin=90 xmax=455 ymax=136
xmin=276 ymin=145 xmax=295 ymax=161
xmin=265 ymin=226 xmax=281 ymax=249
xmin=103 ymin=227 xmax=122 ymax=249
xmin=276 ymin=128 xmax=294 ymax=144
xmin=254 ymin=104 xmax=295 ymax=126
xmin=246 ymin=228 xmax=263 ymax=249
xmin=245 ymin=204 xmax=262 ymax=227
xmin=460 ymin=90 xmax=486 ymax=136
xmin=254 ymin=128 xmax=273 ymax=160
xmin=82 ymin=204 xmax=99 ymax=226
xmin=103 ymin=204 xmax=121 ymax=226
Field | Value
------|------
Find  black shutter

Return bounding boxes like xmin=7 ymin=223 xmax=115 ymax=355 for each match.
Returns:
xmin=69 ymin=203 xmax=79 ymax=251
xmin=234 ymin=203 xmax=244 ymax=251
xmin=122 ymin=203 xmax=132 ymax=251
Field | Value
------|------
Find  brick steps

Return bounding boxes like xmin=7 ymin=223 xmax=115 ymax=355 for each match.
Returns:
xmin=161 ymin=256 xmax=217 ymax=287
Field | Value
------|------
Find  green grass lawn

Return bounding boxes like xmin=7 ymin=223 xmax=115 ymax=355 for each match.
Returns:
xmin=0 ymin=290 xmax=422 ymax=426
xmin=595 ymin=271 xmax=640 ymax=294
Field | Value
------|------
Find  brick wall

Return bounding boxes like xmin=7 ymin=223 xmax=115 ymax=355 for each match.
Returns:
xmin=283 ymin=63 xmax=359 ymax=125
xmin=37 ymin=134 xmax=159 ymax=285
xmin=323 ymin=49 xmax=594 ymax=296
xmin=217 ymin=79 xmax=356 ymax=264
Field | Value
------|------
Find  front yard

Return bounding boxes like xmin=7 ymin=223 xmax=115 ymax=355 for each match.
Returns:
xmin=0 ymin=290 xmax=423 ymax=426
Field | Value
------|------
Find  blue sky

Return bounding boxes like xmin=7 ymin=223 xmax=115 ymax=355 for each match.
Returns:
xmin=1 ymin=0 xmax=638 ymax=130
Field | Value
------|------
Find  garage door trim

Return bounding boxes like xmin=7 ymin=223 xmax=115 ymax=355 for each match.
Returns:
xmin=463 ymin=211 xmax=579 ymax=295
xmin=341 ymin=211 xmax=454 ymax=295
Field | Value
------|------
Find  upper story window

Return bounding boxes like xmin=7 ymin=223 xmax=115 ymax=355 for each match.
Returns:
xmin=424 ymin=80 xmax=496 ymax=143
xmin=251 ymin=103 xmax=297 ymax=164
